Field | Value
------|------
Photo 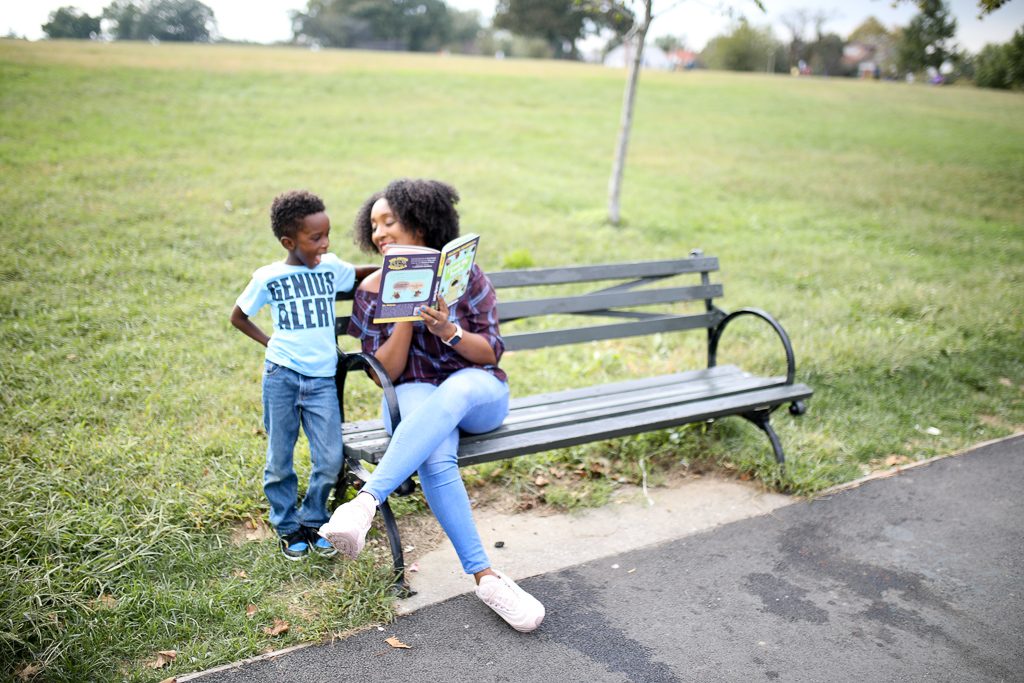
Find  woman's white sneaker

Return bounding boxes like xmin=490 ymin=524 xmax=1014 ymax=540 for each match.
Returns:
xmin=318 ymin=492 xmax=376 ymax=560
xmin=475 ymin=570 xmax=545 ymax=632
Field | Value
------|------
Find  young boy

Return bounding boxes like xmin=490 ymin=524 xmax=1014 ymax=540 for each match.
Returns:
xmin=231 ymin=190 xmax=361 ymax=560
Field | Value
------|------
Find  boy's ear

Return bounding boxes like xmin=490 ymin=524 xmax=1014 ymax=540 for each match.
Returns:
xmin=280 ymin=235 xmax=295 ymax=251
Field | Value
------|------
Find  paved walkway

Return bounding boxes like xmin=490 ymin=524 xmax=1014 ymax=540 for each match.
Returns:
xmin=190 ymin=435 xmax=1023 ymax=682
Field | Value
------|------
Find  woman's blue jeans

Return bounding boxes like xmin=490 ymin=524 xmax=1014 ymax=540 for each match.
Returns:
xmin=363 ymin=368 xmax=509 ymax=575
xmin=262 ymin=361 xmax=343 ymax=536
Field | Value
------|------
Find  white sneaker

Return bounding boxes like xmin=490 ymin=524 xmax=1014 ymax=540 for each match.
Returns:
xmin=318 ymin=493 xmax=376 ymax=560
xmin=475 ymin=570 xmax=545 ymax=633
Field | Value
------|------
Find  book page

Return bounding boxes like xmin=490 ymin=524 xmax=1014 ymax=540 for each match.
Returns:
xmin=437 ymin=234 xmax=479 ymax=306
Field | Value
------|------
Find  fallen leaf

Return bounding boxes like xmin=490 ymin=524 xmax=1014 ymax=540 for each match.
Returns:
xmin=883 ymin=455 xmax=913 ymax=467
xmin=15 ymin=663 xmax=42 ymax=681
xmin=97 ymin=593 xmax=118 ymax=609
xmin=534 ymin=476 xmax=549 ymax=487
xmin=264 ymin=619 xmax=289 ymax=636
xmin=246 ymin=604 xmax=258 ymax=619
xmin=999 ymin=377 xmax=1013 ymax=387
xmin=159 ymin=678 xmax=177 ymax=683
xmin=233 ymin=569 xmax=249 ymax=579
xmin=408 ymin=562 xmax=419 ymax=573
xmin=385 ymin=637 xmax=411 ymax=649
xmin=145 ymin=651 xmax=177 ymax=669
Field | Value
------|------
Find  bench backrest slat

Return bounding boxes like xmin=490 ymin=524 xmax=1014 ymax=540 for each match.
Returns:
xmin=336 ymin=253 xmax=723 ymax=350
xmin=504 ymin=312 xmax=717 ymax=351
xmin=500 ymin=283 xmax=722 ymax=322
xmin=486 ymin=256 xmax=718 ymax=288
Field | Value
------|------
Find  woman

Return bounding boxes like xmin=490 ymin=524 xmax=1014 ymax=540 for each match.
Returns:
xmin=319 ymin=178 xmax=545 ymax=633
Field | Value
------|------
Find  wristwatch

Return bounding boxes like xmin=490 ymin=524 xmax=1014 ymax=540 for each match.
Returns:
xmin=442 ymin=323 xmax=463 ymax=347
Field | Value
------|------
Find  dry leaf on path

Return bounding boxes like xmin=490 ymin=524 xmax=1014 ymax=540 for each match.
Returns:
xmin=534 ymin=476 xmax=549 ymax=487
xmin=246 ymin=604 xmax=258 ymax=619
xmin=264 ymin=619 xmax=289 ymax=636
xmin=385 ymin=636 xmax=411 ymax=649
xmin=145 ymin=650 xmax=177 ymax=669
xmin=159 ymin=678 xmax=178 ymax=683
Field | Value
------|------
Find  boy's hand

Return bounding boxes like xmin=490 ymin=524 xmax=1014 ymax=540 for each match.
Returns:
xmin=419 ymin=297 xmax=455 ymax=340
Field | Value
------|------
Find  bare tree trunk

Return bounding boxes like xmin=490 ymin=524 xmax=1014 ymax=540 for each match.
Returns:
xmin=608 ymin=0 xmax=653 ymax=226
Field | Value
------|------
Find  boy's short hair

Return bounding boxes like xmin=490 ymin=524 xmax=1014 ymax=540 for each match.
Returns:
xmin=353 ymin=179 xmax=460 ymax=253
xmin=271 ymin=190 xmax=326 ymax=240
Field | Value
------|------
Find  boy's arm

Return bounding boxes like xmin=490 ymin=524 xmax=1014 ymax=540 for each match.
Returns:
xmin=230 ymin=305 xmax=270 ymax=347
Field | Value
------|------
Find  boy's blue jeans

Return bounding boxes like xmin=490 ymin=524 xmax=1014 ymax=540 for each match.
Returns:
xmin=262 ymin=361 xmax=343 ymax=537
xmin=363 ymin=368 xmax=509 ymax=575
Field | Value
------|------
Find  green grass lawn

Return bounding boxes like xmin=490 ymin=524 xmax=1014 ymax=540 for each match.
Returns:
xmin=1 ymin=39 xmax=1022 ymax=681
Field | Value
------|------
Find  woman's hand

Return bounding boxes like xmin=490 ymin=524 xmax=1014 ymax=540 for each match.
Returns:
xmin=418 ymin=296 xmax=457 ymax=341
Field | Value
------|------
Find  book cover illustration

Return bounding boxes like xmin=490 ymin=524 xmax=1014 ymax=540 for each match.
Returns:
xmin=373 ymin=233 xmax=479 ymax=323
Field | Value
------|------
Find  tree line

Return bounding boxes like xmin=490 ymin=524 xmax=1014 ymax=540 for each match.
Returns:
xmin=38 ymin=0 xmax=1024 ymax=91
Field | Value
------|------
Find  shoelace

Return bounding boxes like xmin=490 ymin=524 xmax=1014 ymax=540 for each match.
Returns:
xmin=482 ymin=579 xmax=525 ymax=614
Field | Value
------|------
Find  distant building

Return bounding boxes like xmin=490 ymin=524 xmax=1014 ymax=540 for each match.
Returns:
xmin=604 ymin=42 xmax=672 ymax=70
xmin=842 ymin=41 xmax=879 ymax=79
xmin=668 ymin=49 xmax=700 ymax=70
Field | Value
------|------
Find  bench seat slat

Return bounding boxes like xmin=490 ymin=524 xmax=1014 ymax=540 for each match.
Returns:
xmin=346 ymin=375 xmax=792 ymax=455
xmin=454 ymin=384 xmax=812 ymax=466
xmin=508 ymin=365 xmax=743 ymax=409
xmin=342 ymin=379 xmax=810 ymax=462
xmin=340 ymin=366 xmax=749 ymax=445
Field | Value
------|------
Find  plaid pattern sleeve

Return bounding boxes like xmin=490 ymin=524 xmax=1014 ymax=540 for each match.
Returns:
xmin=346 ymin=264 xmax=507 ymax=386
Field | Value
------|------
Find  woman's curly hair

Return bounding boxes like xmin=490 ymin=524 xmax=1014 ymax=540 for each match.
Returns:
xmin=353 ymin=179 xmax=460 ymax=253
xmin=271 ymin=190 xmax=325 ymax=240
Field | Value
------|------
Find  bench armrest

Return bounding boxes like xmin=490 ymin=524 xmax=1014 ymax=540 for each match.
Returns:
xmin=336 ymin=348 xmax=402 ymax=440
xmin=708 ymin=308 xmax=797 ymax=385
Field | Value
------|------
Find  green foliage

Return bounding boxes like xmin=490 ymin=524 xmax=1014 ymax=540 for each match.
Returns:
xmin=897 ymin=0 xmax=957 ymax=75
xmin=0 ymin=41 xmax=1022 ymax=680
xmin=701 ymin=18 xmax=782 ymax=72
xmin=974 ymin=26 xmax=1024 ymax=89
xmin=291 ymin=0 xmax=479 ymax=52
xmin=493 ymin=0 xmax=632 ymax=59
xmin=42 ymin=7 xmax=102 ymax=40
xmin=500 ymin=249 xmax=535 ymax=269
xmin=103 ymin=0 xmax=216 ymax=42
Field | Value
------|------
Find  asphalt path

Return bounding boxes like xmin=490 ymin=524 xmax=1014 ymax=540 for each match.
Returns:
xmin=195 ymin=435 xmax=1023 ymax=682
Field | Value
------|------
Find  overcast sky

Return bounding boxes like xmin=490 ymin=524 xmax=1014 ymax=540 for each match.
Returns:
xmin=3 ymin=0 xmax=1022 ymax=52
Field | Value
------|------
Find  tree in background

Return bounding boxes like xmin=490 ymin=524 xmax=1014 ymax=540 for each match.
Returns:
xmin=895 ymin=0 xmax=957 ymax=75
xmin=701 ymin=18 xmax=782 ymax=72
xmin=103 ymin=0 xmax=216 ymax=42
xmin=42 ymin=6 xmax=102 ymax=39
xmin=974 ymin=25 xmax=1024 ymax=88
xmin=654 ymin=34 xmax=684 ymax=53
xmin=847 ymin=16 xmax=898 ymax=76
xmin=607 ymin=0 xmax=764 ymax=226
xmin=493 ymin=0 xmax=632 ymax=59
xmin=291 ymin=0 xmax=479 ymax=52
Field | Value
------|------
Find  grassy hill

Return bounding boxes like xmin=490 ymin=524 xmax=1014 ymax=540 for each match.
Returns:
xmin=1 ymin=39 xmax=1021 ymax=681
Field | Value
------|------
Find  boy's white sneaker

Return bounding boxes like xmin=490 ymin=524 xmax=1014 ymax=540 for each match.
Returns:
xmin=318 ymin=493 xmax=376 ymax=560
xmin=475 ymin=570 xmax=545 ymax=633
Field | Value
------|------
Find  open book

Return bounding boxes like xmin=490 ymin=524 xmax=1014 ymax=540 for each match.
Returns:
xmin=373 ymin=233 xmax=480 ymax=323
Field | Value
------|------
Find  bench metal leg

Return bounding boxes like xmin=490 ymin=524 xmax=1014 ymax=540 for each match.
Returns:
xmin=332 ymin=458 xmax=416 ymax=598
xmin=741 ymin=409 xmax=786 ymax=466
xmin=377 ymin=499 xmax=416 ymax=598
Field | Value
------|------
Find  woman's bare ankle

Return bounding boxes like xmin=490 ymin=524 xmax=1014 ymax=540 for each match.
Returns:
xmin=473 ymin=568 xmax=498 ymax=585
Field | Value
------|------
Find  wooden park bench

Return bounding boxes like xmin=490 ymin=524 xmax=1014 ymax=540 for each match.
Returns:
xmin=333 ymin=250 xmax=812 ymax=593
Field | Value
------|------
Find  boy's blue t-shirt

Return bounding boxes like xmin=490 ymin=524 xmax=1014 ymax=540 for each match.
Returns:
xmin=236 ymin=253 xmax=356 ymax=377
